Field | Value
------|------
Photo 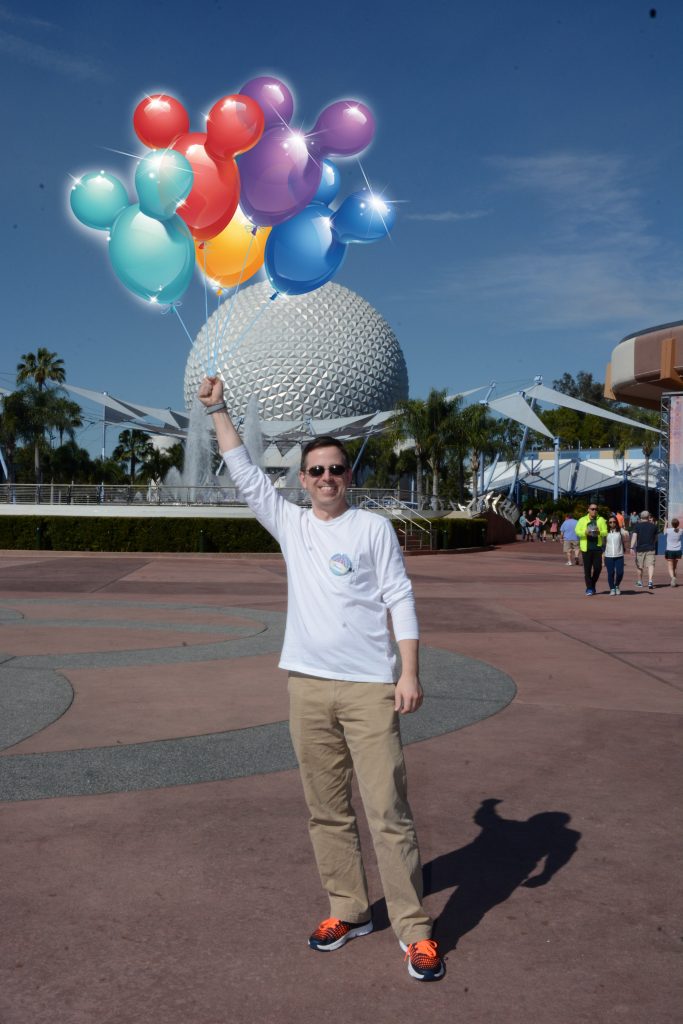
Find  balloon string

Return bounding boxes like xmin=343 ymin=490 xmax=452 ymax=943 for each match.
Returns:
xmin=170 ymin=304 xmax=196 ymax=347
xmin=201 ymin=245 xmax=210 ymax=374
xmin=210 ymin=228 xmax=258 ymax=375
xmin=222 ymin=292 xmax=278 ymax=363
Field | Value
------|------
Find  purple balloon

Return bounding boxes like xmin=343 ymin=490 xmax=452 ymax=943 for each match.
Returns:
xmin=240 ymin=76 xmax=294 ymax=129
xmin=309 ymin=100 xmax=375 ymax=157
xmin=238 ymin=125 xmax=321 ymax=227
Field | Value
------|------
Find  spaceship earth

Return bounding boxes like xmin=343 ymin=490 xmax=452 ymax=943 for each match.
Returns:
xmin=184 ymin=281 xmax=409 ymax=420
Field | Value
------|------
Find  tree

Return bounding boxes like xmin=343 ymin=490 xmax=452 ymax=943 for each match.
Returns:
xmin=112 ymin=429 xmax=155 ymax=483
xmin=391 ymin=398 xmax=430 ymax=505
xmin=16 ymin=349 xmax=66 ymax=391
xmin=392 ymin=390 xmax=470 ymax=507
xmin=50 ymin=398 xmax=83 ymax=446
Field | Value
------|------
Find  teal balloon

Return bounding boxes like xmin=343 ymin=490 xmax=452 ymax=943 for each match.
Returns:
xmin=135 ymin=150 xmax=194 ymax=221
xmin=70 ymin=171 xmax=128 ymax=231
xmin=108 ymin=204 xmax=195 ymax=303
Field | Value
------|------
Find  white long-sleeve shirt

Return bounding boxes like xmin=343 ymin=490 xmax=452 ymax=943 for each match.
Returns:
xmin=223 ymin=446 xmax=418 ymax=683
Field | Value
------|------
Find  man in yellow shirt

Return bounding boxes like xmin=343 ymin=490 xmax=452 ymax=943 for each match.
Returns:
xmin=575 ymin=502 xmax=608 ymax=595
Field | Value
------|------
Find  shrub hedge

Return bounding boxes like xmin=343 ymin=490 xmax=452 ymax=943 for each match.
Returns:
xmin=0 ymin=514 xmax=490 ymax=553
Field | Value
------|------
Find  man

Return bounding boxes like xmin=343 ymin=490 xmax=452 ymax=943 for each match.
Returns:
xmin=575 ymin=502 xmax=608 ymax=595
xmin=559 ymin=512 xmax=580 ymax=566
xmin=631 ymin=510 xmax=659 ymax=591
xmin=198 ymin=376 xmax=444 ymax=982
xmin=518 ymin=510 xmax=530 ymax=541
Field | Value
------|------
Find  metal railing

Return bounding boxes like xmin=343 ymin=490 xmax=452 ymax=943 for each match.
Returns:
xmin=0 ymin=482 xmax=423 ymax=510
xmin=357 ymin=496 xmax=434 ymax=551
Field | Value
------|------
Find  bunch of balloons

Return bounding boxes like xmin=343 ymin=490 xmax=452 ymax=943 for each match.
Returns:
xmin=69 ymin=75 xmax=395 ymax=306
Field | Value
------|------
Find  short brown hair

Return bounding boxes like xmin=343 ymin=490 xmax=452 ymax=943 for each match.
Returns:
xmin=300 ymin=435 xmax=350 ymax=471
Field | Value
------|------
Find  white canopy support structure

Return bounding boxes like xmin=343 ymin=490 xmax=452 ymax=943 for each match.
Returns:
xmin=487 ymin=393 xmax=554 ymax=439
xmin=523 ymin=383 xmax=661 ymax=433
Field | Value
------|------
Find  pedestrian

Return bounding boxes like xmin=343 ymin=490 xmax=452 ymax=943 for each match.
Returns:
xmin=549 ymin=513 xmax=560 ymax=542
xmin=663 ymin=518 xmax=681 ymax=587
xmin=628 ymin=510 xmax=639 ymax=529
xmin=198 ymin=375 xmax=444 ymax=982
xmin=604 ymin=515 xmax=630 ymax=594
xmin=559 ymin=512 xmax=580 ymax=566
xmin=537 ymin=510 xmax=548 ymax=542
xmin=575 ymin=502 xmax=608 ymax=595
xmin=631 ymin=510 xmax=659 ymax=591
xmin=616 ymin=510 xmax=625 ymax=529
xmin=519 ymin=510 xmax=530 ymax=542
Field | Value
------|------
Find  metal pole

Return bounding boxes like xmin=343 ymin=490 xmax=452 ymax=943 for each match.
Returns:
xmin=101 ymin=391 xmax=108 ymax=460
xmin=553 ymin=437 xmax=560 ymax=501
xmin=507 ymin=376 xmax=542 ymax=501
xmin=478 ymin=382 xmax=496 ymax=496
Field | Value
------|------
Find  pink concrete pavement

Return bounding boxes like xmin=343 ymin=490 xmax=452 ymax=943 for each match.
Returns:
xmin=0 ymin=543 xmax=681 ymax=1024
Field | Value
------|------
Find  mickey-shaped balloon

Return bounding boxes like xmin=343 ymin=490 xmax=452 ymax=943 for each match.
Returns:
xmin=238 ymin=78 xmax=375 ymax=228
xmin=264 ymin=161 xmax=395 ymax=295
xmin=70 ymin=150 xmax=196 ymax=304
xmin=133 ymin=92 xmax=264 ymax=241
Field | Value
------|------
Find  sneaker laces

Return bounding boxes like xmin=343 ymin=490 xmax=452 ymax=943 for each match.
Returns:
xmin=312 ymin=918 xmax=345 ymax=939
xmin=404 ymin=939 xmax=440 ymax=967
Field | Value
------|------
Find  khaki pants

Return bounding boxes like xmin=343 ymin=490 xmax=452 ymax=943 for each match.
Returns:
xmin=288 ymin=674 xmax=432 ymax=944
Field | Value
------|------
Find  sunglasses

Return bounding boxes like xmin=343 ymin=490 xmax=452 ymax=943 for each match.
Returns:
xmin=588 ymin=507 xmax=598 ymax=511
xmin=304 ymin=464 xmax=348 ymax=477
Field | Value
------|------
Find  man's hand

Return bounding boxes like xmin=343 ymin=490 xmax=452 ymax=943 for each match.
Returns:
xmin=198 ymin=375 xmax=224 ymax=407
xmin=394 ymin=674 xmax=423 ymax=714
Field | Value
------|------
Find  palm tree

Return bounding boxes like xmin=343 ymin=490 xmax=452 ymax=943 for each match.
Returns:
xmin=392 ymin=390 xmax=468 ymax=507
xmin=391 ymin=398 xmax=430 ymax=507
xmin=137 ymin=448 xmax=175 ymax=484
xmin=112 ymin=429 xmax=155 ymax=483
xmin=423 ymin=389 xmax=468 ymax=505
xmin=17 ymin=349 xmax=66 ymax=391
xmin=0 ymin=391 xmax=31 ymax=482
xmin=50 ymin=398 xmax=83 ymax=446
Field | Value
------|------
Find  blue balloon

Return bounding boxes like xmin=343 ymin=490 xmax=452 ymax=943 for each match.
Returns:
xmin=108 ymin=204 xmax=195 ymax=304
xmin=264 ymin=204 xmax=345 ymax=296
xmin=70 ymin=171 xmax=128 ymax=231
xmin=135 ymin=150 xmax=194 ymax=222
xmin=312 ymin=160 xmax=340 ymax=205
xmin=331 ymin=189 xmax=396 ymax=244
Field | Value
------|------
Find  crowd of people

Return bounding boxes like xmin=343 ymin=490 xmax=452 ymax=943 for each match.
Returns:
xmin=518 ymin=505 xmax=681 ymax=595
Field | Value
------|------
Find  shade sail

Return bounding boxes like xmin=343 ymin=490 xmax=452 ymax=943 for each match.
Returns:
xmin=523 ymin=383 xmax=661 ymax=433
xmin=488 ymin=393 xmax=554 ymax=438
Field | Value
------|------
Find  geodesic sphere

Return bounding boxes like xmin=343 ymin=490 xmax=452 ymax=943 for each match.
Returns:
xmin=184 ymin=280 xmax=408 ymax=419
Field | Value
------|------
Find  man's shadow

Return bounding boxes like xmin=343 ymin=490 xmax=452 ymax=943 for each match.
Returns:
xmin=371 ymin=798 xmax=581 ymax=954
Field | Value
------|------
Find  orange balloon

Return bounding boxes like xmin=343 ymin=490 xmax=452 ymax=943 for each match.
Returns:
xmin=195 ymin=207 xmax=270 ymax=287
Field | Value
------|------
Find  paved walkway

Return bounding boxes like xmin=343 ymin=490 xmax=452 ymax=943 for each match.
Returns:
xmin=0 ymin=543 xmax=681 ymax=1024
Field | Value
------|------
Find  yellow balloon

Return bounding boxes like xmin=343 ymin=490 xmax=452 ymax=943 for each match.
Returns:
xmin=195 ymin=207 xmax=270 ymax=288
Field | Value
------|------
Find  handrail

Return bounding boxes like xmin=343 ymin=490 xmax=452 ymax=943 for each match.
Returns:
xmin=0 ymin=482 xmax=424 ymax=510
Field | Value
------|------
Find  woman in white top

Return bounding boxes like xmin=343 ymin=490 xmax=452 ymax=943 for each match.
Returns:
xmin=604 ymin=516 xmax=630 ymax=595
xmin=664 ymin=518 xmax=682 ymax=587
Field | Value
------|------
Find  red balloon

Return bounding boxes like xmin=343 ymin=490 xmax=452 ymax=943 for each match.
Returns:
xmin=133 ymin=94 xmax=189 ymax=150
xmin=205 ymin=94 xmax=264 ymax=161
xmin=172 ymin=132 xmax=239 ymax=240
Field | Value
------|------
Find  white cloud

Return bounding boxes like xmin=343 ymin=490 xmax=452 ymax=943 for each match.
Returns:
xmin=405 ymin=209 xmax=491 ymax=223
xmin=0 ymin=29 xmax=107 ymax=81
xmin=0 ymin=5 xmax=55 ymax=30
xmin=439 ymin=151 xmax=680 ymax=332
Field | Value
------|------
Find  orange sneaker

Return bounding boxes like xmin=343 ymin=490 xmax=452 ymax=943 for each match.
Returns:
xmin=308 ymin=917 xmax=373 ymax=951
xmin=399 ymin=939 xmax=445 ymax=981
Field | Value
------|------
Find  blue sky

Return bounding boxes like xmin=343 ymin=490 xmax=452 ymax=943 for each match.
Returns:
xmin=1 ymin=0 xmax=681 ymax=454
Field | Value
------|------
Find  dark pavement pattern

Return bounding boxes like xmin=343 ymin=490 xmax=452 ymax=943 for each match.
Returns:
xmin=0 ymin=544 xmax=681 ymax=1024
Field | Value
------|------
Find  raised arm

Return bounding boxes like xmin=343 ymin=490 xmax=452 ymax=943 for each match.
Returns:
xmin=197 ymin=376 xmax=242 ymax=453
